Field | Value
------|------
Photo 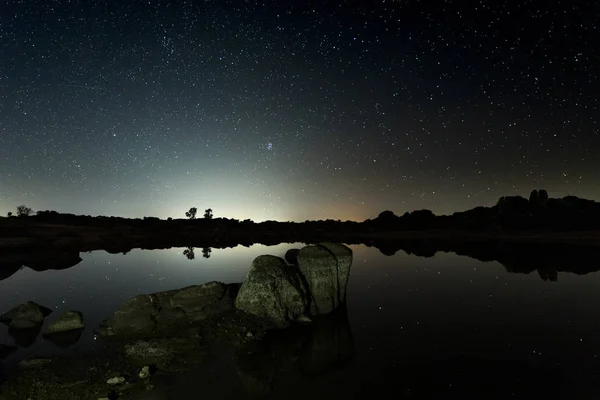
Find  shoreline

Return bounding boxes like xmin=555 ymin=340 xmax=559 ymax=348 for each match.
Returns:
xmin=2 ymin=227 xmax=600 ymax=252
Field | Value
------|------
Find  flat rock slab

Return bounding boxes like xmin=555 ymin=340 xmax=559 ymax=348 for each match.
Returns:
xmin=100 ymin=281 xmax=236 ymax=339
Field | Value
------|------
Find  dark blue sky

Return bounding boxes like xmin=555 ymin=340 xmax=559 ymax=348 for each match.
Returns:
xmin=1 ymin=0 xmax=598 ymax=221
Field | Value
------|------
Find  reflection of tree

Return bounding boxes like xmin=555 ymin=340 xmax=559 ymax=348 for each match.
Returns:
xmin=183 ymin=247 xmax=195 ymax=260
xmin=202 ymin=247 xmax=212 ymax=258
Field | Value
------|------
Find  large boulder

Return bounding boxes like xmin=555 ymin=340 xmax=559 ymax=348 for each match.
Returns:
xmin=297 ymin=243 xmax=353 ymax=316
xmin=319 ymin=242 xmax=353 ymax=303
xmin=235 ymin=255 xmax=306 ymax=328
xmin=100 ymin=281 xmax=236 ymax=339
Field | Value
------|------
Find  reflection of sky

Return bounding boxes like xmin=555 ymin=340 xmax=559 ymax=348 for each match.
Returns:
xmin=3 ymin=244 xmax=600 ymax=394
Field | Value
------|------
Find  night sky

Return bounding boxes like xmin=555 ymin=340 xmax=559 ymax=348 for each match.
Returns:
xmin=1 ymin=1 xmax=598 ymax=222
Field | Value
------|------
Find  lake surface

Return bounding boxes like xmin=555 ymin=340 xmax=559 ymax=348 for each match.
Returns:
xmin=2 ymin=243 xmax=600 ymax=398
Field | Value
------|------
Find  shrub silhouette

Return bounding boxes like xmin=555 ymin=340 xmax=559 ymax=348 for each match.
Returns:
xmin=16 ymin=205 xmax=33 ymax=217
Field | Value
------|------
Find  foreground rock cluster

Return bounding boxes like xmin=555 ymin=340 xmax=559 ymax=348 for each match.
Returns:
xmin=0 ymin=242 xmax=354 ymax=400
xmin=0 ymin=302 xmax=84 ymax=348
xmin=97 ymin=242 xmax=352 ymax=338
xmin=236 ymin=242 xmax=352 ymax=327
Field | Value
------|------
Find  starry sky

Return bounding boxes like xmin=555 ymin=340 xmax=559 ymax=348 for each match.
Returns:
xmin=1 ymin=0 xmax=598 ymax=222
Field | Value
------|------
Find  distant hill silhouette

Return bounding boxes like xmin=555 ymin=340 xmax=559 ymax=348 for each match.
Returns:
xmin=368 ymin=189 xmax=600 ymax=231
xmin=3 ymin=189 xmax=600 ymax=231
xmin=1 ymin=190 xmax=600 ymax=253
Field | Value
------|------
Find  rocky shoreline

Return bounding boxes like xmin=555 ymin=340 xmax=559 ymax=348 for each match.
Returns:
xmin=0 ymin=243 xmax=355 ymax=400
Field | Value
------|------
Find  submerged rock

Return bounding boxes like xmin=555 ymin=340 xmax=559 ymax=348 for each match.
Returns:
xmin=297 ymin=243 xmax=352 ymax=316
xmin=235 ymin=255 xmax=306 ymax=328
xmin=18 ymin=357 xmax=54 ymax=368
xmin=124 ymin=336 xmax=209 ymax=371
xmin=44 ymin=310 xmax=84 ymax=334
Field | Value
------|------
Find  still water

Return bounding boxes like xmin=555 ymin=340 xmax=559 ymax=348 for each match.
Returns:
xmin=2 ymin=243 xmax=600 ymax=398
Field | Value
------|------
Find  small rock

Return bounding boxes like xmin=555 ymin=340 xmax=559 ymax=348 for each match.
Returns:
xmin=44 ymin=310 xmax=84 ymax=334
xmin=107 ymin=376 xmax=126 ymax=385
xmin=139 ymin=365 xmax=151 ymax=379
xmin=0 ymin=301 xmax=52 ymax=323
xmin=2 ymin=301 xmax=50 ymax=330
xmin=296 ymin=314 xmax=312 ymax=324
xmin=246 ymin=331 xmax=254 ymax=338
xmin=19 ymin=357 xmax=53 ymax=368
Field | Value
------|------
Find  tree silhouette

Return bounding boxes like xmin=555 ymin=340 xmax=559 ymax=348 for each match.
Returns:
xmin=204 ymin=208 xmax=213 ymax=219
xmin=7 ymin=212 xmax=12 ymax=217
xmin=183 ymin=247 xmax=195 ymax=260
xmin=16 ymin=205 xmax=33 ymax=217
xmin=185 ymin=207 xmax=197 ymax=219
xmin=202 ymin=247 xmax=212 ymax=258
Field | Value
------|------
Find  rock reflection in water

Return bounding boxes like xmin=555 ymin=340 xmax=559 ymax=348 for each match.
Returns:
xmin=8 ymin=326 xmax=42 ymax=347
xmin=0 ymin=249 xmax=82 ymax=281
xmin=236 ymin=308 xmax=354 ymax=397
xmin=372 ymin=240 xmax=600 ymax=281
xmin=44 ymin=328 xmax=84 ymax=348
